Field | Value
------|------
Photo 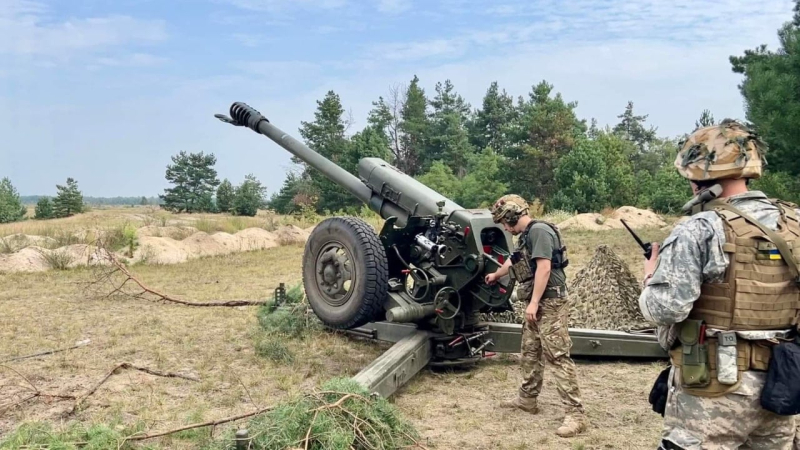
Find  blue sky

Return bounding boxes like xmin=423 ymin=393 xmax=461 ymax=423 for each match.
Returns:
xmin=0 ymin=0 xmax=794 ymax=197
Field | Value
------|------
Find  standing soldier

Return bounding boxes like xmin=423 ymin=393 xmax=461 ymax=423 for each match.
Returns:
xmin=486 ymin=194 xmax=587 ymax=438
xmin=638 ymin=119 xmax=800 ymax=449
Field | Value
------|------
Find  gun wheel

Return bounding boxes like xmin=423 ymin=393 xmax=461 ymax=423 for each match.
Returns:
xmin=302 ymin=216 xmax=388 ymax=329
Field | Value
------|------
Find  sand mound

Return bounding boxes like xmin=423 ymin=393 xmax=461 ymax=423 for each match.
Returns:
xmin=275 ymin=225 xmax=311 ymax=245
xmin=131 ymin=227 xmax=285 ymax=265
xmin=0 ymin=245 xmax=112 ymax=273
xmin=0 ymin=234 xmax=58 ymax=252
xmin=0 ymin=225 xmax=308 ymax=272
xmin=135 ymin=225 xmax=198 ymax=239
xmin=557 ymin=206 xmax=666 ymax=231
xmin=568 ymin=244 xmax=652 ymax=332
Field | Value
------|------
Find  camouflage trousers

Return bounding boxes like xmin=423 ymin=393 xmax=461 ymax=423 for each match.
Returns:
xmin=660 ymin=366 xmax=796 ymax=449
xmin=518 ymin=294 xmax=584 ymax=414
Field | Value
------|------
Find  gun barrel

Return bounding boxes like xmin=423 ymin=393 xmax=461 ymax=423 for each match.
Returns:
xmin=220 ymin=102 xmax=460 ymax=226
xmin=227 ymin=102 xmax=374 ymax=205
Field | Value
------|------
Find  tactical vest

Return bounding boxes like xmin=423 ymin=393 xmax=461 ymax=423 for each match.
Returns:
xmin=669 ymin=198 xmax=800 ymax=397
xmin=511 ymin=220 xmax=569 ymax=299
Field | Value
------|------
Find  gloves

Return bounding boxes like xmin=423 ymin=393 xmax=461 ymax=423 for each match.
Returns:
xmin=649 ymin=365 xmax=671 ymax=416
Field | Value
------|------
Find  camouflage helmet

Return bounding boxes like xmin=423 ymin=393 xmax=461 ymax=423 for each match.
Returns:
xmin=674 ymin=119 xmax=767 ymax=181
xmin=491 ymin=194 xmax=529 ymax=225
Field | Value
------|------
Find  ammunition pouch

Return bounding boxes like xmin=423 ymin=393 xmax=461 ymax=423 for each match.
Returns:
xmin=676 ymin=320 xmax=710 ymax=388
xmin=509 ymin=250 xmax=534 ymax=283
xmin=669 ymin=322 xmax=775 ymax=397
xmin=761 ymin=338 xmax=800 ymax=415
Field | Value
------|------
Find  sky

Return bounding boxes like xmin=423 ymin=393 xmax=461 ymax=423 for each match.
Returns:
xmin=0 ymin=0 xmax=795 ymax=198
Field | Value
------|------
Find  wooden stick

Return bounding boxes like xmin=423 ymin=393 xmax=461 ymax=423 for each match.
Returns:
xmin=124 ymin=404 xmax=276 ymax=441
xmin=70 ymin=362 xmax=199 ymax=415
xmin=95 ymin=251 xmax=269 ymax=307
xmin=1 ymin=340 xmax=90 ymax=363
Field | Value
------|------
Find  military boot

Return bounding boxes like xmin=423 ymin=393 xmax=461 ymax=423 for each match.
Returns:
xmin=555 ymin=413 xmax=588 ymax=437
xmin=499 ymin=395 xmax=539 ymax=414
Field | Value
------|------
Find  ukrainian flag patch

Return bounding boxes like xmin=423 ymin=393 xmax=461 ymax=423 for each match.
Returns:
xmin=757 ymin=242 xmax=783 ymax=260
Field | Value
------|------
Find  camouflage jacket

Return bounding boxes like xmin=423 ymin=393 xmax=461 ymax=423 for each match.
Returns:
xmin=638 ymin=191 xmax=800 ymax=340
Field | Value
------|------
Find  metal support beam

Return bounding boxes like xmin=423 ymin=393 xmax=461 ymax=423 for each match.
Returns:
xmin=352 ymin=330 xmax=432 ymax=398
xmin=481 ymin=322 xmax=668 ymax=358
xmin=345 ymin=321 xmax=668 ymax=359
xmin=345 ymin=321 xmax=667 ymax=400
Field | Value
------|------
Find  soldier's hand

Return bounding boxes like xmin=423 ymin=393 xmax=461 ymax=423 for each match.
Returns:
xmin=485 ymin=273 xmax=498 ymax=285
xmin=525 ymin=301 xmax=539 ymax=323
xmin=644 ymin=242 xmax=660 ymax=279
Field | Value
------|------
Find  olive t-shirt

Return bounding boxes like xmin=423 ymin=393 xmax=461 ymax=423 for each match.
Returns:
xmin=523 ymin=222 xmax=567 ymax=288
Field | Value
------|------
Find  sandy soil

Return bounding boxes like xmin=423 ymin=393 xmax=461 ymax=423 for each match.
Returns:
xmin=558 ymin=206 xmax=666 ymax=231
xmin=0 ymin=225 xmax=315 ymax=272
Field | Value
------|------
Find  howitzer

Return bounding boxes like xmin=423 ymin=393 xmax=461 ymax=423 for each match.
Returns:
xmin=215 ymin=102 xmax=516 ymax=365
xmin=216 ymin=102 xmax=669 ymax=398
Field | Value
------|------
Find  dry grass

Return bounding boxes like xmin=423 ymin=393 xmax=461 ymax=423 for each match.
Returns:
xmin=0 ymin=207 xmax=678 ymax=449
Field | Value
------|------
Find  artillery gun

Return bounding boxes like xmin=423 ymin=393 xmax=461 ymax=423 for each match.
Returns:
xmin=216 ymin=102 xmax=667 ymax=398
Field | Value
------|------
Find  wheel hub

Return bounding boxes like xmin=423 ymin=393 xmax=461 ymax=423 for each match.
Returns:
xmin=315 ymin=242 xmax=353 ymax=306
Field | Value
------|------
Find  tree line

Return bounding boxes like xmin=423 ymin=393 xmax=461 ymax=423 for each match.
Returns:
xmin=158 ymin=150 xmax=267 ymax=216
xmin=267 ymin=5 xmax=800 ymax=216
xmin=0 ymin=177 xmax=85 ymax=223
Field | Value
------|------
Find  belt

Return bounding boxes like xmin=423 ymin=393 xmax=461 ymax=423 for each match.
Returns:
xmin=542 ymin=285 xmax=567 ymax=299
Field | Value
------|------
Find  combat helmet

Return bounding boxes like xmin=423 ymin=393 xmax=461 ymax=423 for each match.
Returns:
xmin=675 ymin=119 xmax=767 ymax=181
xmin=491 ymin=194 xmax=529 ymax=225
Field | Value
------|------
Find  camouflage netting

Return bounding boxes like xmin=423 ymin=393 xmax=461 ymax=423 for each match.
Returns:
xmin=481 ymin=244 xmax=654 ymax=332
xmin=567 ymin=244 xmax=653 ymax=332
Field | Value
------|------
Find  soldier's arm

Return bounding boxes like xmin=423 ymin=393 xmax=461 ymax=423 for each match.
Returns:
xmin=530 ymin=258 xmax=551 ymax=304
xmin=637 ymin=216 xmax=726 ymax=326
xmin=528 ymin=226 xmax=555 ymax=304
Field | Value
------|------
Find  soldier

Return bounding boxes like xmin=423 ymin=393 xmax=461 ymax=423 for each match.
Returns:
xmin=486 ymin=194 xmax=587 ymax=438
xmin=638 ymin=119 xmax=800 ymax=449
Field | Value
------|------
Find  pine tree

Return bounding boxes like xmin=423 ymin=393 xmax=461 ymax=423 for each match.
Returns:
xmin=695 ymin=109 xmax=716 ymax=129
xmin=0 ymin=177 xmax=26 ymax=223
xmin=233 ymin=174 xmax=267 ymax=217
xmin=159 ymin=151 xmax=220 ymax=213
xmin=216 ymin=179 xmax=235 ymax=213
xmin=426 ymin=79 xmax=474 ymax=176
xmin=34 ymin=197 xmax=54 ymax=220
xmin=730 ymin=3 xmax=800 ymax=176
xmin=52 ymin=178 xmax=84 ymax=218
xmin=470 ymin=81 xmax=517 ymax=154
xmin=504 ymin=80 xmax=586 ymax=202
xmin=398 ymin=75 xmax=430 ymax=176
xmin=298 ymin=90 xmax=359 ymax=213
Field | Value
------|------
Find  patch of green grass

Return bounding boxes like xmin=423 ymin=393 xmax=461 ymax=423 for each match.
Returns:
xmin=200 ymin=377 xmax=420 ymax=450
xmin=0 ymin=420 xmax=153 ymax=450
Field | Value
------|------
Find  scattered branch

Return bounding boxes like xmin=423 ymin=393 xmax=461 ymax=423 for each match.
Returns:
xmin=122 ymin=404 xmax=276 ymax=442
xmin=1 ymin=339 xmax=90 ymax=363
xmin=70 ymin=362 xmax=199 ymax=415
xmin=0 ymin=364 xmax=77 ymax=413
xmin=86 ymin=248 xmax=268 ymax=307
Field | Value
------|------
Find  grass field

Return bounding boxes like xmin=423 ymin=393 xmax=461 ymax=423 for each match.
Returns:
xmin=0 ymin=206 xmax=676 ymax=449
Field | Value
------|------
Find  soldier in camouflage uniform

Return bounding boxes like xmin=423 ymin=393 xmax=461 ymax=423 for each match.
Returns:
xmin=638 ymin=119 xmax=800 ymax=449
xmin=486 ymin=194 xmax=587 ymax=438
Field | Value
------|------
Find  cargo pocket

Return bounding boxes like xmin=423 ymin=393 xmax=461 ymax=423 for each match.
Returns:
xmin=541 ymin=301 xmax=571 ymax=360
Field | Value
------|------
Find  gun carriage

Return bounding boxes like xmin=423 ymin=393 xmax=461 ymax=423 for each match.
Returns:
xmin=216 ymin=102 xmax=666 ymax=398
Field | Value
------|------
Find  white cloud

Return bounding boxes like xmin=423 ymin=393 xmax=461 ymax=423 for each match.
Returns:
xmin=369 ymin=0 xmax=793 ymax=62
xmin=94 ymin=53 xmax=168 ymax=68
xmin=0 ymin=0 xmax=167 ymax=61
xmin=378 ymin=0 xmax=411 ymax=14
xmin=221 ymin=0 xmax=348 ymax=12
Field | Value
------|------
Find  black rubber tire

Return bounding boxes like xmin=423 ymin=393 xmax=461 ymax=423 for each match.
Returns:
xmin=302 ymin=217 xmax=388 ymax=329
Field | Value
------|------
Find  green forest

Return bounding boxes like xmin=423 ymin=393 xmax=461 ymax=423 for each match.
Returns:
xmin=268 ymin=8 xmax=800 ymax=217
